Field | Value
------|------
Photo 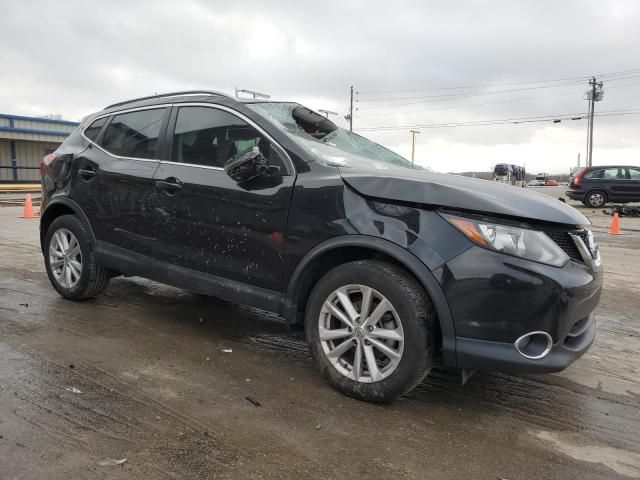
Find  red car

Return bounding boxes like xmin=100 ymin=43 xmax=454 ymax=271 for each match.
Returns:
xmin=545 ymin=180 xmax=559 ymax=186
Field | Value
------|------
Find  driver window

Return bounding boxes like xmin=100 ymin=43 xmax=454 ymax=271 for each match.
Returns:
xmin=172 ymin=106 xmax=286 ymax=171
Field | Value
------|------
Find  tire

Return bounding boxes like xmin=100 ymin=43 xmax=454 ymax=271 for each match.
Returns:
xmin=585 ymin=190 xmax=607 ymax=208
xmin=43 ymin=214 xmax=110 ymax=300
xmin=305 ymin=260 xmax=435 ymax=403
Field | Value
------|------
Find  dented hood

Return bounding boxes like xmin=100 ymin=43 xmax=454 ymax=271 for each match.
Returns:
xmin=340 ymin=167 xmax=589 ymax=226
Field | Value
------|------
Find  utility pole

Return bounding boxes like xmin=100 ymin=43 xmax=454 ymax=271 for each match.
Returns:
xmin=410 ymin=130 xmax=420 ymax=164
xmin=585 ymin=77 xmax=604 ymax=167
xmin=318 ymin=109 xmax=338 ymax=119
xmin=349 ymin=86 xmax=354 ymax=132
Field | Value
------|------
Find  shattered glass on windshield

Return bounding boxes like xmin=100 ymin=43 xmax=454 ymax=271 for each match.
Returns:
xmin=247 ymin=102 xmax=422 ymax=171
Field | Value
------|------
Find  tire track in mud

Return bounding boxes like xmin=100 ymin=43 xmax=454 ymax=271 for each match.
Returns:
xmin=0 ymin=341 xmax=237 ymax=479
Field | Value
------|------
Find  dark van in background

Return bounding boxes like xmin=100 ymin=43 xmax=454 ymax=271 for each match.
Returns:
xmin=567 ymin=165 xmax=640 ymax=207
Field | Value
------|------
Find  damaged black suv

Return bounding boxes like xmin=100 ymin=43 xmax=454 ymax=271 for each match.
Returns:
xmin=40 ymin=91 xmax=603 ymax=402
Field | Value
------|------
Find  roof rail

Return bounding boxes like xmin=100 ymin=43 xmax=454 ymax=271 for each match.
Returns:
xmin=104 ymin=90 xmax=233 ymax=110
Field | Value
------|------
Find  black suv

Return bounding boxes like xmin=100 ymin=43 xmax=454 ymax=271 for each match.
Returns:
xmin=40 ymin=91 xmax=603 ymax=402
xmin=567 ymin=165 xmax=640 ymax=207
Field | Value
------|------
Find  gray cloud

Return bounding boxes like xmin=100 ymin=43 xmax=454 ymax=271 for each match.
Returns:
xmin=1 ymin=0 xmax=639 ymax=172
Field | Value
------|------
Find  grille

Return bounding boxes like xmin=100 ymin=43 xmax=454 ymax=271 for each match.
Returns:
xmin=542 ymin=229 xmax=586 ymax=263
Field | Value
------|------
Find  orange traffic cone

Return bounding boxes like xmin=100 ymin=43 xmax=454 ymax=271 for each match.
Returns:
xmin=19 ymin=194 xmax=39 ymax=219
xmin=609 ymin=212 xmax=621 ymax=235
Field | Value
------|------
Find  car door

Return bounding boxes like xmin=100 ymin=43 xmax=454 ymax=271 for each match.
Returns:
xmin=71 ymin=107 xmax=169 ymax=258
xmin=601 ymin=167 xmax=628 ymax=201
xmin=151 ymin=104 xmax=295 ymax=291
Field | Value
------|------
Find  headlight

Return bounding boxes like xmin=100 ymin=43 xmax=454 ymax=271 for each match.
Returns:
xmin=442 ymin=213 xmax=569 ymax=267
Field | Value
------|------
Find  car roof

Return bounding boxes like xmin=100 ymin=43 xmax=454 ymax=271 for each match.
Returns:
xmin=103 ymin=90 xmax=234 ymax=109
xmin=88 ymin=91 xmax=245 ymax=120
xmin=84 ymin=91 xmax=293 ymax=126
xmin=586 ymin=165 xmax=639 ymax=169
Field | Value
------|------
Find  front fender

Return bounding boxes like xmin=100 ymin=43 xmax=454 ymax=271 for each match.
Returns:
xmin=284 ymin=234 xmax=458 ymax=366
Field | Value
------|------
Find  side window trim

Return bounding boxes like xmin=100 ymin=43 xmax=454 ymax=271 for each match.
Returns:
xmin=161 ymin=103 xmax=294 ymax=176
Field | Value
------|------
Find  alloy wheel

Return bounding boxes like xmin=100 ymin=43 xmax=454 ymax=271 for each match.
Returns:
xmin=49 ymin=228 xmax=83 ymax=289
xmin=589 ymin=193 xmax=605 ymax=207
xmin=318 ymin=284 xmax=404 ymax=383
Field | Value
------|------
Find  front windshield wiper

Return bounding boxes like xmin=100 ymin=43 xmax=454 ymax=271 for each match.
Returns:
xmin=321 ymin=130 xmax=339 ymax=143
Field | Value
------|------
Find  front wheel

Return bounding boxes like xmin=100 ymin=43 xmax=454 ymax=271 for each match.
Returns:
xmin=305 ymin=260 xmax=435 ymax=402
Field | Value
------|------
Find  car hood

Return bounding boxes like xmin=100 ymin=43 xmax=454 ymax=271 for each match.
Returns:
xmin=340 ymin=167 xmax=588 ymax=226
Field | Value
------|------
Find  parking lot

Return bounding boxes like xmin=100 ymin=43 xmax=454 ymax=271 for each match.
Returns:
xmin=1 ymin=189 xmax=639 ymax=479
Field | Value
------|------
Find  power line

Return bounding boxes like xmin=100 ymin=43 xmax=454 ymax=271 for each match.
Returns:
xmin=356 ymin=109 xmax=640 ymax=132
xmin=357 ymin=90 xmax=584 ymax=118
xmin=359 ymin=76 xmax=592 ymax=96
xmin=355 ymin=75 xmax=640 ymax=114
xmin=355 ymin=80 xmax=640 ymax=119
xmin=355 ymin=78 xmax=638 ymax=111
xmin=357 ymin=74 xmax=640 ymax=108
xmin=357 ymin=79 xmax=591 ymax=105
xmin=357 ymin=67 xmax=640 ymax=96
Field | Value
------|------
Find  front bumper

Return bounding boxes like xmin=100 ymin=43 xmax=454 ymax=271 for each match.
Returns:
xmin=437 ymin=246 xmax=602 ymax=373
xmin=455 ymin=314 xmax=596 ymax=373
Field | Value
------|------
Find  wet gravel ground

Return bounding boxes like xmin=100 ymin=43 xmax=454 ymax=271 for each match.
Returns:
xmin=0 ymin=196 xmax=639 ymax=479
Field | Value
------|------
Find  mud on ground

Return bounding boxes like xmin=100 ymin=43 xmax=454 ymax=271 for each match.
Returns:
xmin=0 ymin=199 xmax=639 ymax=479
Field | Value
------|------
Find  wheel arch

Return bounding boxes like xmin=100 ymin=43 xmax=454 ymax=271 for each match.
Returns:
xmin=40 ymin=197 xmax=96 ymax=253
xmin=283 ymin=235 xmax=456 ymax=366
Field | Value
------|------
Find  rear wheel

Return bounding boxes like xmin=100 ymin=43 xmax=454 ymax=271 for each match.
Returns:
xmin=44 ymin=215 xmax=110 ymax=300
xmin=305 ymin=260 xmax=435 ymax=402
xmin=585 ymin=190 xmax=607 ymax=208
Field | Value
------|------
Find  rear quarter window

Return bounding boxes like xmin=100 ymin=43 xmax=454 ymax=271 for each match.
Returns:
xmin=101 ymin=108 xmax=167 ymax=159
xmin=84 ymin=117 xmax=107 ymax=142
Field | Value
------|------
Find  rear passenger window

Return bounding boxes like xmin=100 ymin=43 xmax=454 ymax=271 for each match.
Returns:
xmin=603 ymin=168 xmax=626 ymax=179
xmin=172 ymin=106 xmax=286 ymax=171
xmin=84 ymin=117 xmax=107 ymax=142
xmin=101 ymin=108 xmax=166 ymax=159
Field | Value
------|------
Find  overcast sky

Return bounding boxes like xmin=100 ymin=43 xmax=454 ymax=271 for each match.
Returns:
xmin=2 ymin=0 xmax=639 ymax=173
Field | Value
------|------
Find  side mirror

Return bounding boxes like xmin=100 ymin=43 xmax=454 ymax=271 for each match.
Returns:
xmin=224 ymin=146 xmax=279 ymax=183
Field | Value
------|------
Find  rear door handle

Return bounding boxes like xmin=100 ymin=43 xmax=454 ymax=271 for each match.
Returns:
xmin=155 ymin=177 xmax=183 ymax=194
xmin=78 ymin=167 xmax=96 ymax=179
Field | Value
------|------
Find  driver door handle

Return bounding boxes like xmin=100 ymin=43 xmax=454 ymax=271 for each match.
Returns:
xmin=78 ymin=167 xmax=97 ymax=179
xmin=155 ymin=177 xmax=183 ymax=194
